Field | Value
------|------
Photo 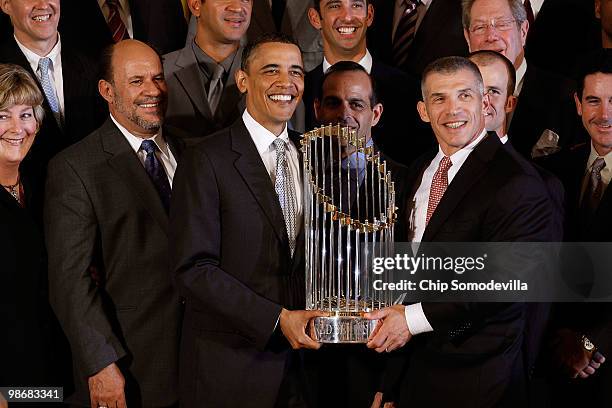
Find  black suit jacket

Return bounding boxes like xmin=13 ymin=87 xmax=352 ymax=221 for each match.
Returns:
xmin=59 ymin=0 xmax=187 ymax=57
xmin=387 ymin=133 xmax=555 ymax=407
xmin=368 ymin=0 xmax=468 ymax=77
xmin=508 ymin=64 xmax=579 ymax=158
xmin=0 ymin=36 xmax=107 ymax=193
xmin=170 ymin=119 xmax=307 ymax=407
xmin=44 ymin=119 xmax=183 ymax=407
xmin=303 ymin=60 xmax=433 ymax=166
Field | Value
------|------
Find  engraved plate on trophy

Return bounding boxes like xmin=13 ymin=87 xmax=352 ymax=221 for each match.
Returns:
xmin=302 ymin=125 xmax=397 ymax=343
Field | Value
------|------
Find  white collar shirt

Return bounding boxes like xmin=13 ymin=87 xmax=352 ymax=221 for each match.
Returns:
xmin=585 ymin=142 xmax=612 ymax=190
xmin=97 ymin=0 xmax=134 ymax=39
xmin=110 ymin=114 xmax=177 ymax=186
xmin=15 ymin=34 xmax=64 ymax=117
xmin=525 ymin=0 xmax=545 ymax=19
xmin=514 ymin=58 xmax=528 ymax=96
xmin=242 ymin=109 xmax=303 ymax=230
xmin=322 ymin=49 xmax=373 ymax=74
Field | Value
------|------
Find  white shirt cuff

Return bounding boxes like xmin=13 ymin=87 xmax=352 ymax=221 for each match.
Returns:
xmin=404 ymin=302 xmax=434 ymax=335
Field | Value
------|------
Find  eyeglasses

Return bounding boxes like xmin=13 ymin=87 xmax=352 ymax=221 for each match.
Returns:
xmin=469 ymin=18 xmax=518 ymax=36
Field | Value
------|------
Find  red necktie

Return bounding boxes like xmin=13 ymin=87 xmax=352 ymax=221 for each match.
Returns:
xmin=426 ymin=156 xmax=452 ymax=225
xmin=106 ymin=0 xmax=129 ymax=43
xmin=524 ymin=0 xmax=535 ymax=26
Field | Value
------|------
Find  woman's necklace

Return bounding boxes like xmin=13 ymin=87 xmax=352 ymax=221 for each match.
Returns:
xmin=1 ymin=175 xmax=20 ymax=202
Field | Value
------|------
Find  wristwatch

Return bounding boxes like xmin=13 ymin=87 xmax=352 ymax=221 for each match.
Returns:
xmin=580 ymin=334 xmax=597 ymax=353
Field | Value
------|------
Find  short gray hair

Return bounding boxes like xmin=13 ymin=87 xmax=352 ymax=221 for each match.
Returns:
xmin=461 ymin=0 xmax=527 ymax=29
xmin=421 ymin=56 xmax=484 ymax=100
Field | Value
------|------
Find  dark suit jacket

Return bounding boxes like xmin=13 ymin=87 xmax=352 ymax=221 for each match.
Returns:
xmin=508 ymin=64 xmax=579 ymax=158
xmin=387 ymin=133 xmax=555 ymax=407
xmin=0 ymin=36 xmax=107 ymax=193
xmin=540 ymin=143 xmax=612 ymax=406
xmin=44 ymin=118 xmax=183 ymax=407
xmin=163 ymin=46 xmax=245 ymax=146
xmin=249 ymin=0 xmax=323 ymax=72
xmin=59 ymin=0 xmax=187 ymax=57
xmin=368 ymin=0 xmax=468 ymax=77
xmin=303 ymin=60 xmax=433 ymax=166
xmin=170 ymin=119 xmax=307 ymax=407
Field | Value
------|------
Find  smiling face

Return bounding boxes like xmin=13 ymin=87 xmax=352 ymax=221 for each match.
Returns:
xmin=192 ymin=0 xmax=252 ymax=44
xmin=236 ymin=41 xmax=304 ymax=136
xmin=1 ymin=0 xmax=59 ymax=53
xmin=308 ymin=0 xmax=373 ymax=59
xmin=464 ymin=0 xmax=528 ymax=68
xmin=0 ymin=104 xmax=37 ymax=167
xmin=417 ymin=68 xmax=488 ymax=156
xmin=315 ymin=70 xmax=382 ymax=142
xmin=576 ymin=72 xmax=612 ymax=156
xmin=99 ymin=41 xmax=168 ymax=138
xmin=477 ymin=60 xmax=516 ymax=136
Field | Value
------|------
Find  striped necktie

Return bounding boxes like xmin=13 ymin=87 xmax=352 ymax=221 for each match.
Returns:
xmin=106 ymin=0 xmax=129 ymax=43
xmin=393 ymin=0 xmax=422 ymax=67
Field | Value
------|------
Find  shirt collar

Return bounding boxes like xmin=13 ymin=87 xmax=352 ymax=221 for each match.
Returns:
xmin=500 ymin=134 xmax=509 ymax=144
xmin=110 ymin=114 xmax=169 ymax=157
xmin=587 ymin=141 xmax=612 ymax=173
xmin=14 ymin=33 xmax=61 ymax=65
xmin=514 ymin=58 xmax=528 ymax=96
xmin=436 ymin=128 xmax=488 ymax=165
xmin=242 ymin=109 xmax=290 ymax=155
xmin=323 ymin=49 xmax=373 ymax=74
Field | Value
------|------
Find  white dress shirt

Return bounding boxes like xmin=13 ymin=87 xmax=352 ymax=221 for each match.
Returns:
xmin=585 ymin=142 xmax=612 ymax=189
xmin=110 ymin=114 xmax=177 ymax=186
xmin=405 ymin=129 xmax=488 ymax=335
xmin=97 ymin=0 xmax=134 ymax=39
xmin=514 ymin=58 xmax=528 ymax=96
xmin=322 ymin=49 xmax=373 ymax=74
xmin=242 ymin=109 xmax=304 ymax=232
xmin=15 ymin=34 xmax=64 ymax=119
xmin=392 ymin=0 xmax=433 ymax=41
xmin=525 ymin=0 xmax=545 ymax=19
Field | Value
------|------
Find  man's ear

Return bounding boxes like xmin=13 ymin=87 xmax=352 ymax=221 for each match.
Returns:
xmin=596 ymin=0 xmax=601 ymax=18
xmin=1 ymin=0 xmax=12 ymax=16
xmin=371 ymin=103 xmax=383 ymax=127
xmin=366 ymin=3 xmax=374 ymax=27
xmin=416 ymin=100 xmax=430 ymax=123
xmin=504 ymin=95 xmax=517 ymax=114
xmin=519 ymin=20 xmax=529 ymax=46
xmin=98 ymin=79 xmax=114 ymax=105
xmin=308 ymin=8 xmax=322 ymax=30
xmin=482 ymin=92 xmax=491 ymax=116
xmin=188 ymin=0 xmax=201 ymax=18
xmin=574 ymin=92 xmax=583 ymax=117
xmin=235 ymin=69 xmax=248 ymax=94
xmin=464 ymin=29 xmax=472 ymax=53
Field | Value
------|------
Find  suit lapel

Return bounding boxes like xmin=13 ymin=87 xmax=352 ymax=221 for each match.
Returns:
xmin=411 ymin=0 xmax=446 ymax=59
xmin=252 ymin=0 xmax=276 ymax=35
xmin=213 ymin=48 xmax=244 ymax=123
xmin=422 ymin=134 xmax=499 ymax=241
xmin=60 ymin=47 xmax=83 ymax=139
xmin=231 ymin=120 xmax=290 ymax=247
xmin=285 ymin=0 xmax=311 ymax=33
xmin=101 ymin=119 xmax=169 ymax=234
xmin=173 ymin=47 xmax=212 ymax=119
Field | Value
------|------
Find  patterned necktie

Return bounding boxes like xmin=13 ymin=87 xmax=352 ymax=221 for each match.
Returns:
xmin=106 ymin=0 xmax=129 ymax=42
xmin=274 ymin=137 xmax=297 ymax=255
xmin=582 ymin=157 xmax=606 ymax=213
xmin=426 ymin=156 xmax=452 ymax=225
xmin=208 ymin=64 xmax=225 ymax=116
xmin=524 ymin=0 xmax=535 ymax=26
xmin=38 ymin=57 xmax=59 ymax=114
xmin=140 ymin=140 xmax=172 ymax=213
xmin=393 ymin=0 xmax=422 ymax=67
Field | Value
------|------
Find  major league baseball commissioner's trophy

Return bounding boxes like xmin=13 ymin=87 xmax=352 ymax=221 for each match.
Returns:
xmin=302 ymin=124 xmax=397 ymax=343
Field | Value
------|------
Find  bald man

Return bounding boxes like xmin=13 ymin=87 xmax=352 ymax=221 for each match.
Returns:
xmin=45 ymin=40 xmax=183 ymax=408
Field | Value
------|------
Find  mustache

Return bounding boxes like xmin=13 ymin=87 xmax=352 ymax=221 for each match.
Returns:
xmin=593 ymin=120 xmax=612 ymax=127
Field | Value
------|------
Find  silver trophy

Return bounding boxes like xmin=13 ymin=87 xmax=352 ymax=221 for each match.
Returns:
xmin=302 ymin=124 xmax=397 ymax=343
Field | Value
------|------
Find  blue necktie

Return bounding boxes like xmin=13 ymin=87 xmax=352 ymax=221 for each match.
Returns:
xmin=140 ymin=139 xmax=171 ymax=213
xmin=38 ymin=57 xmax=60 ymax=114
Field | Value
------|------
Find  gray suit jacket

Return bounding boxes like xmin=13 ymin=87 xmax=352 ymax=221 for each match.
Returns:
xmin=249 ymin=0 xmax=323 ymax=72
xmin=44 ymin=118 xmax=183 ymax=407
xmin=163 ymin=45 xmax=245 ymax=146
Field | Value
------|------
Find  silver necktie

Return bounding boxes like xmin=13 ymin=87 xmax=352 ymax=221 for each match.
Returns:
xmin=273 ymin=137 xmax=297 ymax=255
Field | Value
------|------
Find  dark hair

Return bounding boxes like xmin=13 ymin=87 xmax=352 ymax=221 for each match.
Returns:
xmin=421 ymin=56 xmax=484 ymax=100
xmin=314 ymin=0 xmax=370 ymax=13
xmin=576 ymin=49 xmax=612 ymax=100
xmin=99 ymin=43 xmax=116 ymax=83
xmin=469 ymin=50 xmax=516 ymax=97
xmin=318 ymin=61 xmax=379 ymax=105
xmin=461 ymin=0 xmax=527 ymax=29
xmin=241 ymin=32 xmax=301 ymax=71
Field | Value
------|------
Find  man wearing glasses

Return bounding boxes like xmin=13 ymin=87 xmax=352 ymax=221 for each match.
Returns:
xmin=462 ymin=0 xmax=577 ymax=159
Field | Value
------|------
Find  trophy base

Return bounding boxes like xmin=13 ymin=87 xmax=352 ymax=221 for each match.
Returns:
xmin=313 ymin=313 xmax=378 ymax=344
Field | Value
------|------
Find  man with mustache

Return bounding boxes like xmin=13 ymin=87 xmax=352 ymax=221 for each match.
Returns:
xmin=170 ymin=33 xmax=325 ymax=408
xmin=164 ymin=0 xmax=252 ymax=146
xmin=45 ymin=40 xmax=183 ymax=408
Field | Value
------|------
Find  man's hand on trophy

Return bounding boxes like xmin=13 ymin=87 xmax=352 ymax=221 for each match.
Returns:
xmin=364 ymin=305 xmax=412 ymax=353
xmin=279 ymin=308 xmax=327 ymax=350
